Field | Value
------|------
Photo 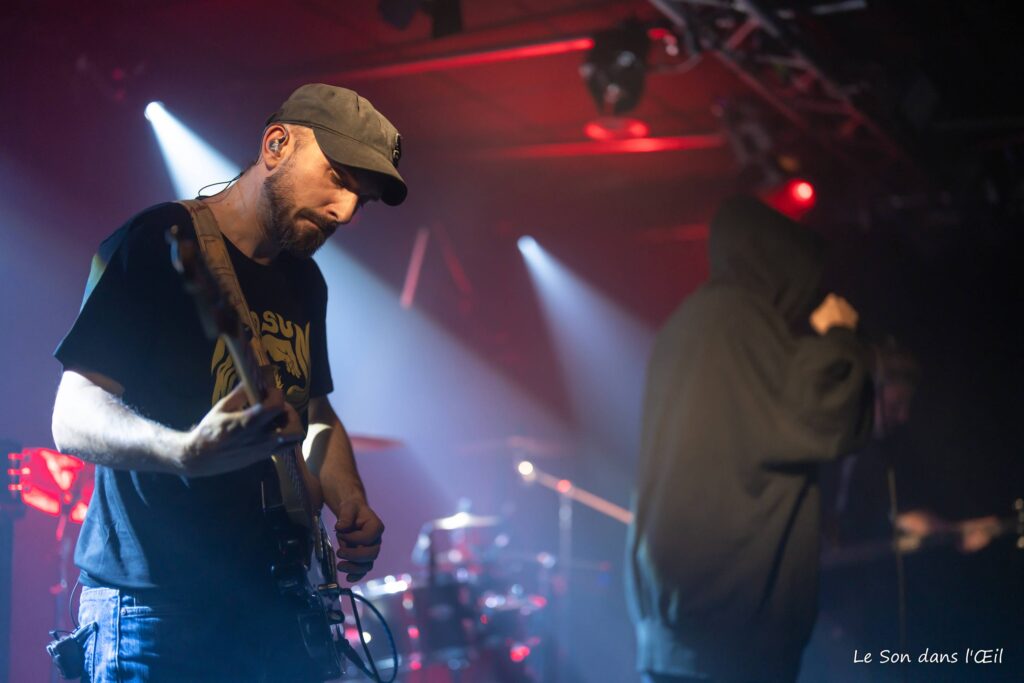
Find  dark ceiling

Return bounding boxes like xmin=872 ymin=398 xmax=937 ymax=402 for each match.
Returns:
xmin=7 ymin=1 xmax=1020 ymax=205
xmin=6 ymin=0 xmax=1022 ymax=408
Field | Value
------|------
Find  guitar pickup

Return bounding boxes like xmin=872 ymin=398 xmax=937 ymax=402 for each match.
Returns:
xmin=317 ymin=582 xmax=342 ymax=599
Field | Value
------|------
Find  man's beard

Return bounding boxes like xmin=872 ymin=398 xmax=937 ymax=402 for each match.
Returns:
xmin=261 ymin=170 xmax=337 ymax=259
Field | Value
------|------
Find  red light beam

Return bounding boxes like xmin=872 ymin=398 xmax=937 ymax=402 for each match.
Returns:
xmin=480 ymin=133 xmax=726 ymax=159
xmin=331 ymin=37 xmax=595 ymax=80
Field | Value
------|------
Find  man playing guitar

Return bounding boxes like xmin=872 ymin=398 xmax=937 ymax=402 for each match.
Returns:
xmin=50 ymin=84 xmax=404 ymax=682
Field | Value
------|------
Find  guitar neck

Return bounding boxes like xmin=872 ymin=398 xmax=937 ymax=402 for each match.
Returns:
xmin=224 ymin=335 xmax=265 ymax=405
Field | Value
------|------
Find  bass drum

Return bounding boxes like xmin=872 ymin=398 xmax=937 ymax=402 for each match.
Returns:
xmin=341 ymin=573 xmax=480 ymax=678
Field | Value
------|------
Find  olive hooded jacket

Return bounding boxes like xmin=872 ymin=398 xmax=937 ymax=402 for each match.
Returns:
xmin=627 ymin=197 xmax=874 ymax=682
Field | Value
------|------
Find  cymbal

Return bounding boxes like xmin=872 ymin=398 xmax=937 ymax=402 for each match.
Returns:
xmin=428 ymin=511 xmax=502 ymax=531
xmin=305 ymin=426 xmax=403 ymax=467
xmin=350 ymin=434 xmax=404 ymax=452
xmin=458 ymin=434 xmax=568 ymax=458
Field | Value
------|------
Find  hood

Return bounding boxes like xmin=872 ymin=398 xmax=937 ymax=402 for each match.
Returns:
xmin=708 ymin=195 xmax=825 ymax=325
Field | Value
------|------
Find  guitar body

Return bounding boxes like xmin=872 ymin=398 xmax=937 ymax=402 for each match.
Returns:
xmin=169 ymin=227 xmax=347 ymax=680
xmin=262 ymin=471 xmax=346 ymax=681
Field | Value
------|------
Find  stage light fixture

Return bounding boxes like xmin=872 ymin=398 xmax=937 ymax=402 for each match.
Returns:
xmin=580 ymin=20 xmax=650 ymax=116
xmin=378 ymin=0 xmax=463 ymax=38
xmin=517 ymin=235 xmax=540 ymax=258
xmin=791 ymin=180 xmax=815 ymax=203
xmin=8 ymin=448 xmax=92 ymax=522
xmin=378 ymin=0 xmax=419 ymax=28
xmin=761 ymin=177 xmax=817 ymax=220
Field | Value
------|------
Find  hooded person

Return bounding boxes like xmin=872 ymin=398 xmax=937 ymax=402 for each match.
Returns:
xmin=626 ymin=196 xmax=874 ymax=683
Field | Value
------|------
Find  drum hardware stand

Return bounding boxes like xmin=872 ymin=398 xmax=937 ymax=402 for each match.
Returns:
xmin=556 ymin=487 xmax=571 ymax=683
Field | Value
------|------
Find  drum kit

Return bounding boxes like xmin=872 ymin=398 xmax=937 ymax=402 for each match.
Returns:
xmin=340 ymin=511 xmax=554 ymax=682
xmin=337 ymin=434 xmax=575 ymax=683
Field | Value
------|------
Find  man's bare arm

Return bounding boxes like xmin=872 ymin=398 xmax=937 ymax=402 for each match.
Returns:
xmin=308 ymin=396 xmax=366 ymax=511
xmin=308 ymin=396 xmax=383 ymax=581
xmin=52 ymin=368 xmax=299 ymax=477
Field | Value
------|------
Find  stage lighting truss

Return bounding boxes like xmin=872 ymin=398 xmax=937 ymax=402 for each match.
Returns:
xmin=648 ymin=0 xmax=912 ymax=176
xmin=378 ymin=0 xmax=463 ymax=39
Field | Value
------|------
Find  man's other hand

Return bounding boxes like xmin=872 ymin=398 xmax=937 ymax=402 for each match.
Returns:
xmin=334 ymin=499 xmax=384 ymax=583
xmin=810 ymin=293 xmax=859 ymax=335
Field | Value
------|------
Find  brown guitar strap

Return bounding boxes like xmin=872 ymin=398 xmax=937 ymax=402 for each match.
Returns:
xmin=177 ymin=199 xmax=271 ymax=369
xmin=177 ymin=202 xmax=321 ymax=541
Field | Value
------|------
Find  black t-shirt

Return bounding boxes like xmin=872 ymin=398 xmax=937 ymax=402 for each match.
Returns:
xmin=55 ymin=202 xmax=333 ymax=595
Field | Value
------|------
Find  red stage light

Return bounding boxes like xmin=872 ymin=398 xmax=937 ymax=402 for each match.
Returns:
xmin=509 ymin=644 xmax=531 ymax=663
xmin=556 ymin=479 xmax=573 ymax=494
xmin=791 ymin=180 xmax=815 ymax=203
xmin=761 ymin=178 xmax=817 ymax=220
xmin=409 ymin=659 xmax=423 ymax=671
xmin=407 ymin=626 xmax=420 ymax=640
xmin=10 ymin=448 xmax=92 ymax=522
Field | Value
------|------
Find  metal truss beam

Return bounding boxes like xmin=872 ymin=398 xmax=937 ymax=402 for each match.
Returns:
xmin=650 ymin=0 xmax=912 ymax=173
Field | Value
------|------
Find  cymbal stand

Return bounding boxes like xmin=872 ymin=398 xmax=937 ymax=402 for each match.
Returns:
xmin=515 ymin=461 xmax=633 ymax=682
xmin=556 ymin=489 xmax=572 ymax=683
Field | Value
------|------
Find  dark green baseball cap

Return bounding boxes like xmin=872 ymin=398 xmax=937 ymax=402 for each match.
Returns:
xmin=267 ymin=83 xmax=407 ymax=206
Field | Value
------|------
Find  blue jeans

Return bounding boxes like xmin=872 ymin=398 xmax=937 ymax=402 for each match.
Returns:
xmin=78 ymin=586 xmax=325 ymax=682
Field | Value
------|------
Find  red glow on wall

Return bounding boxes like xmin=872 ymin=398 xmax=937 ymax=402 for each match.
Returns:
xmin=584 ymin=117 xmax=650 ymax=141
xmin=584 ymin=122 xmax=611 ymax=141
xmin=485 ymin=133 xmax=726 ymax=159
